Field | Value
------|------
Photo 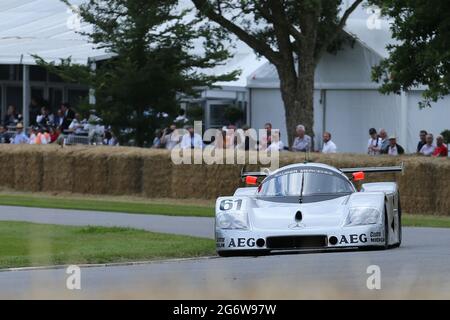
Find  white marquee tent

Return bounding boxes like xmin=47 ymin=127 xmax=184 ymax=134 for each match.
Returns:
xmin=247 ymin=18 xmax=450 ymax=153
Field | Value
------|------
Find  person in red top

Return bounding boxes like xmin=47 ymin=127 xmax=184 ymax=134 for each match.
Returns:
xmin=432 ymin=135 xmax=448 ymax=157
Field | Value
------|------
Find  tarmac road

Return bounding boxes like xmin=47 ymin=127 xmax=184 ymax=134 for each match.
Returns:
xmin=0 ymin=206 xmax=449 ymax=299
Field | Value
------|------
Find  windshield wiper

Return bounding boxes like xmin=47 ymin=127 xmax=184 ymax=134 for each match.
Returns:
xmin=299 ymin=173 xmax=305 ymax=204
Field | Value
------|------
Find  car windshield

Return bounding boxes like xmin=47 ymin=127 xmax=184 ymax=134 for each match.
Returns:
xmin=258 ymin=167 xmax=353 ymax=197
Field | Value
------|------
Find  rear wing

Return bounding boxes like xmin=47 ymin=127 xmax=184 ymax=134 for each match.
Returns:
xmin=240 ymin=167 xmax=269 ymax=181
xmin=340 ymin=163 xmax=404 ymax=174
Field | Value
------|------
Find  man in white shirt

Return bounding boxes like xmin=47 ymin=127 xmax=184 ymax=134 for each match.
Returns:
xmin=367 ymin=128 xmax=382 ymax=155
xmin=420 ymin=134 xmax=435 ymax=156
xmin=322 ymin=131 xmax=337 ymax=154
xmin=180 ymin=124 xmax=203 ymax=149
xmin=266 ymin=129 xmax=284 ymax=152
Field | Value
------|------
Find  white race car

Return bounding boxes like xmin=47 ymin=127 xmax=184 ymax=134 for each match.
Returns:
xmin=215 ymin=162 xmax=403 ymax=256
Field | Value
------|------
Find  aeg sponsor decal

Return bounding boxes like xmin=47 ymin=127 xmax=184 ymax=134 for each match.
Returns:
xmin=228 ymin=238 xmax=256 ymax=248
xmin=370 ymin=231 xmax=385 ymax=243
xmin=337 ymin=234 xmax=368 ymax=244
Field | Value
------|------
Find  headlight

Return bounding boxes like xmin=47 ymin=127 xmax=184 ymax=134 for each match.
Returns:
xmin=344 ymin=207 xmax=381 ymax=226
xmin=216 ymin=211 xmax=248 ymax=230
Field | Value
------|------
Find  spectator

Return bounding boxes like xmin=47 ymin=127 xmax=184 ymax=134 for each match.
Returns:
xmin=292 ymin=125 xmax=311 ymax=152
xmin=236 ymin=124 xmax=257 ymax=151
xmin=60 ymin=102 xmax=75 ymax=130
xmin=367 ymin=128 xmax=382 ymax=155
xmin=0 ymin=125 xmax=10 ymax=143
xmin=68 ymin=113 xmax=85 ymax=134
xmin=322 ymin=131 xmax=337 ymax=154
xmin=419 ymin=134 xmax=435 ymax=156
xmin=28 ymin=127 xmax=38 ymax=144
xmin=36 ymin=128 xmax=50 ymax=145
xmin=49 ymin=126 xmax=61 ymax=143
xmin=36 ymin=106 xmax=54 ymax=127
xmin=266 ymin=130 xmax=284 ymax=152
xmin=383 ymin=136 xmax=405 ymax=156
xmin=174 ymin=109 xmax=189 ymax=125
xmin=260 ymin=122 xmax=272 ymax=149
xmin=224 ymin=124 xmax=237 ymax=149
xmin=103 ymin=130 xmax=118 ymax=146
xmin=417 ymin=130 xmax=428 ymax=153
xmin=54 ymin=109 xmax=65 ymax=128
xmin=3 ymin=105 xmax=22 ymax=127
xmin=432 ymin=135 xmax=448 ymax=157
xmin=152 ymin=129 xmax=163 ymax=148
xmin=11 ymin=123 xmax=29 ymax=144
xmin=379 ymin=129 xmax=389 ymax=152
xmin=180 ymin=124 xmax=203 ymax=149
xmin=161 ymin=123 xmax=180 ymax=150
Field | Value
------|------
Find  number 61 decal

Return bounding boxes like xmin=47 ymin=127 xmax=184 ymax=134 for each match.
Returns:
xmin=219 ymin=199 xmax=243 ymax=211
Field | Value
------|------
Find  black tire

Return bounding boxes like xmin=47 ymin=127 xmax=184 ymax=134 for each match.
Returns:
xmin=392 ymin=197 xmax=402 ymax=248
xmin=383 ymin=205 xmax=389 ymax=250
xmin=217 ymin=250 xmax=269 ymax=257
xmin=217 ymin=251 xmax=235 ymax=257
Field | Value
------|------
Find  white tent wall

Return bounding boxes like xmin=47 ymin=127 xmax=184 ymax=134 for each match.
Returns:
xmin=248 ymin=39 xmax=396 ymax=153
xmin=406 ymin=92 xmax=450 ymax=152
xmin=250 ymin=88 xmax=323 ymax=149
xmin=324 ymin=90 xmax=402 ymax=153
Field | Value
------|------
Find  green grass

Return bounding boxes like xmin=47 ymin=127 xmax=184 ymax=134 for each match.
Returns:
xmin=0 ymin=221 xmax=215 ymax=269
xmin=403 ymin=214 xmax=450 ymax=228
xmin=0 ymin=194 xmax=214 ymax=217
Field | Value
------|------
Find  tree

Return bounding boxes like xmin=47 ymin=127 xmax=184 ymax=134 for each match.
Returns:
xmin=370 ymin=0 xmax=450 ymax=108
xmin=38 ymin=0 xmax=238 ymax=146
xmin=192 ymin=0 xmax=363 ymax=145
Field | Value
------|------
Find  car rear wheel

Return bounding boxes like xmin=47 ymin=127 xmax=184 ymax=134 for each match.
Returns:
xmin=383 ymin=205 xmax=389 ymax=250
xmin=392 ymin=198 xmax=402 ymax=248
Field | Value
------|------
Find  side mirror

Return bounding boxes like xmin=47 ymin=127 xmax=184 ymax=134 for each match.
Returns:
xmin=352 ymin=171 xmax=365 ymax=181
xmin=245 ymin=176 xmax=258 ymax=185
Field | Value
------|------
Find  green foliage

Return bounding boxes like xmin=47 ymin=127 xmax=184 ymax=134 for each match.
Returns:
xmin=186 ymin=104 xmax=204 ymax=121
xmin=369 ymin=0 xmax=450 ymax=108
xmin=223 ymin=106 xmax=244 ymax=125
xmin=441 ymin=130 xmax=450 ymax=144
xmin=36 ymin=0 xmax=239 ymax=146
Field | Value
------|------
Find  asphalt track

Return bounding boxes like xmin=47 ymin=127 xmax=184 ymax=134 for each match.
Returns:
xmin=0 ymin=206 xmax=450 ymax=299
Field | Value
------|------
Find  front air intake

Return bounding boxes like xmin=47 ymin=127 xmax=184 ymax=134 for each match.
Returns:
xmin=266 ymin=235 xmax=327 ymax=249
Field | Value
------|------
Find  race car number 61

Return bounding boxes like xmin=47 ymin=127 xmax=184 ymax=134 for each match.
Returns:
xmin=220 ymin=199 xmax=243 ymax=211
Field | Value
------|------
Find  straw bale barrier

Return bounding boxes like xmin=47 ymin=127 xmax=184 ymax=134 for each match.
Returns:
xmin=0 ymin=144 xmax=448 ymax=215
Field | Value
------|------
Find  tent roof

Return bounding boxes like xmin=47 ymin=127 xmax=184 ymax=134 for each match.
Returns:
xmin=0 ymin=0 xmax=107 ymax=65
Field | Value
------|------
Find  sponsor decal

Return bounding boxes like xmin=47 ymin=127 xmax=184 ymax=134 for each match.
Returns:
xmin=338 ymin=234 xmax=368 ymax=245
xmin=228 ymin=238 xmax=256 ymax=248
xmin=369 ymin=231 xmax=385 ymax=243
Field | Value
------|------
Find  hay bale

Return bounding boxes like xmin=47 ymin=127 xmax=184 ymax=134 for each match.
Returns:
xmin=0 ymin=145 xmax=16 ymax=188
xmin=106 ymin=149 xmax=144 ymax=195
xmin=142 ymin=150 xmax=173 ymax=198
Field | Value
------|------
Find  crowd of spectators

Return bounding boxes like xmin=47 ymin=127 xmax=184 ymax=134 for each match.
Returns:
xmin=1 ymin=102 xmax=448 ymax=158
xmin=0 ymin=102 xmax=118 ymax=146
xmin=152 ymin=116 xmax=448 ymax=158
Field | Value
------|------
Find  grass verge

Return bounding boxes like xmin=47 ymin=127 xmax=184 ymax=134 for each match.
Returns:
xmin=403 ymin=214 xmax=450 ymax=228
xmin=0 ymin=221 xmax=215 ymax=269
xmin=0 ymin=194 xmax=213 ymax=217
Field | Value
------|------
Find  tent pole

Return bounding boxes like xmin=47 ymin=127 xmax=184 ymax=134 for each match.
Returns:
xmin=22 ymin=64 xmax=30 ymax=127
xmin=400 ymin=90 xmax=408 ymax=152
